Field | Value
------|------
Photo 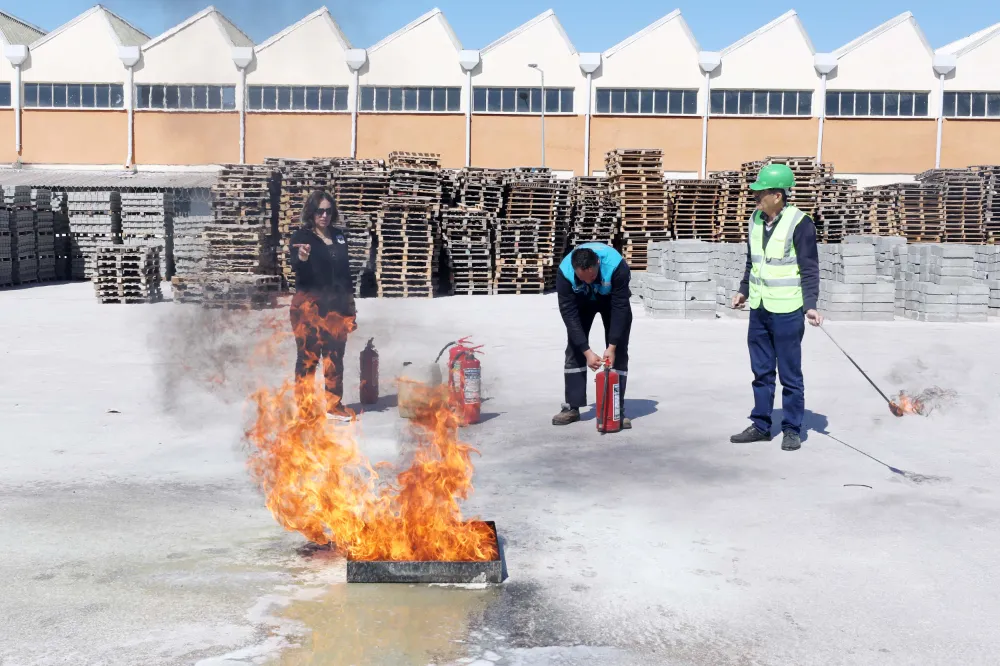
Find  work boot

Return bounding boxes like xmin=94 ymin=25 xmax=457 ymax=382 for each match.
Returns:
xmin=781 ymin=431 xmax=801 ymax=451
xmin=730 ymin=425 xmax=772 ymax=443
xmin=621 ymin=417 xmax=632 ymax=430
xmin=552 ymin=405 xmax=580 ymax=426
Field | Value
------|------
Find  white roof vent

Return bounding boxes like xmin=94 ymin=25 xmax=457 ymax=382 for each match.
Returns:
xmin=932 ymin=53 xmax=957 ymax=76
xmin=118 ymin=46 xmax=141 ymax=68
xmin=814 ymin=53 xmax=837 ymax=75
xmin=698 ymin=51 xmax=721 ymax=74
xmin=578 ymin=52 xmax=601 ymax=74
xmin=346 ymin=48 xmax=368 ymax=72
xmin=4 ymin=45 xmax=28 ymax=66
xmin=232 ymin=47 xmax=254 ymax=70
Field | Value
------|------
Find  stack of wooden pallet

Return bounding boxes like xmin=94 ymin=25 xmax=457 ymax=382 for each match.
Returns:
xmin=606 ymin=148 xmax=669 ymax=270
xmin=666 ymin=179 xmax=720 ymax=241
xmin=501 ymin=180 xmax=567 ymax=288
xmin=66 ymin=190 xmax=121 ymax=279
xmin=456 ymin=168 xmax=506 ymax=214
xmin=741 ymin=156 xmax=833 ymax=219
xmin=388 ymin=151 xmax=441 ymax=170
xmin=710 ymin=170 xmax=748 ymax=242
xmin=816 ymin=179 xmax=865 ymax=242
xmin=493 ymin=217 xmax=554 ymax=294
xmin=51 ymin=192 xmax=71 ymax=281
xmin=266 ymin=157 xmax=336 ymax=290
xmin=880 ymin=183 xmax=944 ymax=242
xmin=388 ymin=165 xmax=443 ymax=215
xmin=570 ymin=178 xmax=618 ymax=247
xmin=173 ymin=164 xmax=276 ymax=307
xmin=93 ymin=246 xmax=162 ymax=304
xmin=374 ymin=199 xmax=436 ymax=298
xmin=331 ymin=164 xmax=389 ymax=296
xmin=441 ymin=205 xmax=494 ymax=295
xmin=916 ymin=169 xmax=984 ymax=243
xmin=971 ymin=165 xmax=1000 ymax=243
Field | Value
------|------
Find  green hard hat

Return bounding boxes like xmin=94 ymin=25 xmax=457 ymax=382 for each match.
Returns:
xmin=749 ymin=163 xmax=795 ymax=191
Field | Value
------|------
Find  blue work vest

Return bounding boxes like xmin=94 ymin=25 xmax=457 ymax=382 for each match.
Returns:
xmin=558 ymin=243 xmax=624 ymax=299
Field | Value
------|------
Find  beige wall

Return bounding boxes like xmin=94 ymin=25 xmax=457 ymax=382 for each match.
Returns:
xmin=246 ymin=113 xmax=352 ymax=163
xmin=21 ymin=110 xmax=126 ymax=164
xmin=357 ymin=113 xmax=466 ymax=168
xmin=590 ymin=116 xmax=701 ymax=173
xmin=471 ymin=114 xmax=583 ymax=173
xmin=707 ymin=117 xmax=818 ymax=171
xmin=135 ymin=112 xmax=239 ymax=165
xmin=822 ymin=119 xmax=936 ymax=174
xmin=939 ymin=120 xmax=1000 ymax=168
xmin=0 ymin=110 xmax=15 ymax=163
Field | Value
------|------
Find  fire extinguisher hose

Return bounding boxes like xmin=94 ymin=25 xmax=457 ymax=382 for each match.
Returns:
xmin=601 ymin=361 xmax=610 ymax=436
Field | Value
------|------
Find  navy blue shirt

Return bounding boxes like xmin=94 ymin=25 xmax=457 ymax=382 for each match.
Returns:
xmin=738 ymin=210 xmax=820 ymax=312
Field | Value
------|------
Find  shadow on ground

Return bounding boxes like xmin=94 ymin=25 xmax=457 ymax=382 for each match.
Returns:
xmin=579 ymin=399 xmax=659 ymax=422
xmin=771 ymin=409 xmax=829 ymax=442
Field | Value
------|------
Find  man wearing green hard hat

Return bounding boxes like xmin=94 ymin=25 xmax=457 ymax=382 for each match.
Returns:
xmin=730 ymin=162 xmax=823 ymax=452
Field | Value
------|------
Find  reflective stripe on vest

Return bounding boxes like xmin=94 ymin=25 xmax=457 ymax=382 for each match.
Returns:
xmin=747 ymin=205 xmax=806 ymax=313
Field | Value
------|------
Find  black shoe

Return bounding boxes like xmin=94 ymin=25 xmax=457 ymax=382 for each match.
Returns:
xmin=781 ymin=431 xmax=801 ymax=451
xmin=730 ymin=425 xmax=772 ymax=443
xmin=552 ymin=406 xmax=581 ymax=426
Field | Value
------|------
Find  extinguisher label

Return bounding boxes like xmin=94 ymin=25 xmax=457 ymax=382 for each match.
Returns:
xmin=463 ymin=367 xmax=481 ymax=403
xmin=613 ymin=382 xmax=621 ymax=423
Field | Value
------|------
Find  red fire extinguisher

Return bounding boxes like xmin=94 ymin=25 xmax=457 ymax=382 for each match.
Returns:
xmin=359 ymin=337 xmax=379 ymax=405
xmin=595 ymin=360 xmax=622 ymax=434
xmin=448 ymin=337 xmax=483 ymax=426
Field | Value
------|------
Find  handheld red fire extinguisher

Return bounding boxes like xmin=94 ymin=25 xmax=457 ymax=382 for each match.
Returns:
xmin=595 ymin=360 xmax=622 ymax=434
xmin=359 ymin=337 xmax=379 ymax=405
xmin=448 ymin=337 xmax=483 ymax=427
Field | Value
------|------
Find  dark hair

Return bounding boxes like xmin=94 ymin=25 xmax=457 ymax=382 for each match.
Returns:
xmin=301 ymin=189 xmax=338 ymax=229
xmin=571 ymin=247 xmax=599 ymax=271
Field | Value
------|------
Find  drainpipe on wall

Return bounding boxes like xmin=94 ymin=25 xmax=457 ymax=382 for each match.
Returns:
xmin=118 ymin=46 xmax=141 ymax=169
xmin=813 ymin=53 xmax=837 ymax=165
xmin=459 ymin=50 xmax=480 ymax=168
xmin=4 ymin=45 xmax=29 ymax=159
xmin=698 ymin=51 xmax=721 ymax=179
xmin=578 ymin=53 xmax=601 ymax=177
xmin=345 ymin=49 xmax=368 ymax=159
xmin=232 ymin=47 xmax=254 ymax=165
xmin=932 ymin=54 xmax=957 ymax=170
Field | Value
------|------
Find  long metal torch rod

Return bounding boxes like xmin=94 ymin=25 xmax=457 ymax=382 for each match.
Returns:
xmin=820 ymin=326 xmax=893 ymax=406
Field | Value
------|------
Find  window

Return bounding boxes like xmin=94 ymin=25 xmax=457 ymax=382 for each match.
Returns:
xmin=825 ymin=91 xmax=930 ymax=117
xmin=943 ymin=91 xmax=1000 ymax=118
xmin=359 ymin=86 xmax=461 ymax=112
xmin=0 ymin=83 xmax=10 ymax=108
xmin=23 ymin=83 xmax=124 ymax=109
xmin=709 ymin=89 xmax=812 ymax=116
xmin=595 ymin=88 xmax=697 ymax=115
xmin=472 ymin=87 xmax=574 ymax=113
xmin=248 ymin=85 xmax=348 ymax=111
xmin=135 ymin=85 xmax=236 ymax=111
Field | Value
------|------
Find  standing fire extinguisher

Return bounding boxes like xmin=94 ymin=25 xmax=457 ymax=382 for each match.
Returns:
xmin=448 ymin=337 xmax=483 ymax=426
xmin=595 ymin=360 xmax=622 ymax=434
xmin=360 ymin=338 xmax=379 ymax=405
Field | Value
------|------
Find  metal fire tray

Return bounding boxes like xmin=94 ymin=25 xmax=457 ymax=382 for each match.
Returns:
xmin=346 ymin=521 xmax=503 ymax=584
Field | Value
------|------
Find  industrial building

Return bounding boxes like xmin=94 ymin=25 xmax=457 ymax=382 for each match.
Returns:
xmin=1 ymin=6 xmax=999 ymax=183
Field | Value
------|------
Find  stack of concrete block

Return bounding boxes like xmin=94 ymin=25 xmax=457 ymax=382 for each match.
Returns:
xmin=901 ymin=244 xmax=989 ymax=322
xmin=712 ymin=242 xmax=747 ymax=318
xmin=818 ymin=238 xmax=894 ymax=321
xmin=629 ymin=271 xmax=646 ymax=304
xmin=976 ymin=246 xmax=1000 ymax=317
xmin=642 ymin=241 xmax=717 ymax=319
xmin=873 ymin=235 xmax=906 ymax=279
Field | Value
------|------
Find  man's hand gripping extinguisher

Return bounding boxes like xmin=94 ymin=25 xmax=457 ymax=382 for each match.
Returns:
xmin=446 ymin=337 xmax=483 ymax=427
xmin=595 ymin=360 xmax=622 ymax=434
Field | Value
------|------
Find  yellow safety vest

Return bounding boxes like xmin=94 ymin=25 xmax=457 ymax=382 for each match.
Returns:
xmin=747 ymin=205 xmax=806 ymax=314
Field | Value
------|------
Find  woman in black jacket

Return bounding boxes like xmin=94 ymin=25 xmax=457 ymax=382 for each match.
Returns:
xmin=289 ymin=189 xmax=357 ymax=421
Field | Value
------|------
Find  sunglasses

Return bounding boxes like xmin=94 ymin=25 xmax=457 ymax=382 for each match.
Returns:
xmin=315 ymin=208 xmax=333 ymax=217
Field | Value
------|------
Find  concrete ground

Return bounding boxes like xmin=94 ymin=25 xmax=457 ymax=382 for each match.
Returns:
xmin=2 ymin=281 xmax=1000 ymax=666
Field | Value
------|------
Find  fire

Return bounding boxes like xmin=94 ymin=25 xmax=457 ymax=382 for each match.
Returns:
xmin=243 ymin=303 xmax=497 ymax=563
xmin=893 ymin=391 xmax=924 ymax=416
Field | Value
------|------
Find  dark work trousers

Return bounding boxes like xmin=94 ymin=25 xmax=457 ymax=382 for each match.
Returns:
xmin=748 ymin=306 xmax=805 ymax=435
xmin=564 ymin=301 xmax=631 ymax=412
xmin=290 ymin=291 xmax=348 ymax=411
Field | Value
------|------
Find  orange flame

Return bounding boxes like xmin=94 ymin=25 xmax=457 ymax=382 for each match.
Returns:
xmin=244 ymin=302 xmax=497 ymax=562
xmin=893 ymin=391 xmax=924 ymax=416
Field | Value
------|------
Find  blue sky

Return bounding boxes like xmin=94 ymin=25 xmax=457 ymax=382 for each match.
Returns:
xmin=5 ymin=0 xmax=999 ymax=52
